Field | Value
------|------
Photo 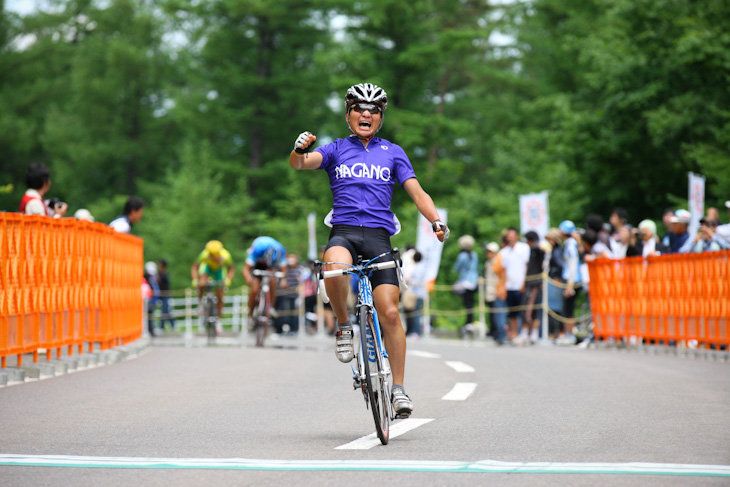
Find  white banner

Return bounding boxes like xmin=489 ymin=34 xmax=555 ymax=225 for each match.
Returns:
xmin=519 ymin=191 xmax=550 ymax=239
xmin=688 ymin=172 xmax=705 ymax=238
xmin=415 ymin=208 xmax=447 ymax=292
xmin=307 ymin=212 xmax=317 ymax=261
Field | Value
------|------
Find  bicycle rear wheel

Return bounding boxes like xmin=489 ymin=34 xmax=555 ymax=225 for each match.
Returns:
xmin=360 ymin=305 xmax=389 ymax=445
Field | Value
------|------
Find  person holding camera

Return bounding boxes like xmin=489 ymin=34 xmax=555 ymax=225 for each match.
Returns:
xmin=626 ymin=219 xmax=668 ymax=258
xmin=19 ymin=163 xmax=68 ymax=218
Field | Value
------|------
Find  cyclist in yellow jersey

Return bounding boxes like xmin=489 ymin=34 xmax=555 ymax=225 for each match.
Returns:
xmin=191 ymin=240 xmax=236 ymax=325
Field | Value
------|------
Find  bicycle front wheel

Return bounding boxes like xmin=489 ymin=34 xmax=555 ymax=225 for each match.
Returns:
xmin=254 ymin=291 xmax=268 ymax=347
xmin=359 ymin=305 xmax=389 ymax=445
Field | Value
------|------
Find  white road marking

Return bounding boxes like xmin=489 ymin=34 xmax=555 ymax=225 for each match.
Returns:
xmin=335 ymin=418 xmax=434 ymax=450
xmin=1 ymin=454 xmax=728 ymax=476
xmin=444 ymin=361 xmax=475 ymax=373
xmin=442 ymin=382 xmax=477 ymax=401
xmin=407 ymin=350 xmax=441 ymax=359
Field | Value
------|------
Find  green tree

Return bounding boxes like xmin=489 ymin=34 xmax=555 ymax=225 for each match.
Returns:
xmin=41 ymin=0 xmax=178 ymax=207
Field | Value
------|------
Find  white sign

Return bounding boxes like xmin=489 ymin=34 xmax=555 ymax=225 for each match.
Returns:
xmin=307 ymin=212 xmax=317 ymax=261
xmin=519 ymin=191 xmax=550 ymax=239
xmin=688 ymin=172 xmax=705 ymax=238
xmin=415 ymin=208 xmax=447 ymax=292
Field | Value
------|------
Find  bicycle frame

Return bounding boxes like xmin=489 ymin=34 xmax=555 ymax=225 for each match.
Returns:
xmin=200 ymin=281 xmax=222 ymax=343
xmin=251 ymin=269 xmax=284 ymax=347
xmin=316 ymin=248 xmax=404 ymax=445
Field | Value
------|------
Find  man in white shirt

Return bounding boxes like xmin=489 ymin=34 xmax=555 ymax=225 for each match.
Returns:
xmin=499 ymin=227 xmax=530 ymax=341
xmin=18 ymin=163 xmax=67 ymax=218
xmin=715 ymin=201 xmax=730 ymax=247
xmin=109 ymin=196 xmax=146 ymax=233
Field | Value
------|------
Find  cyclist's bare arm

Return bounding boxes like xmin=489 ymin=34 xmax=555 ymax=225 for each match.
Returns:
xmin=225 ymin=265 xmax=236 ymax=287
xmin=289 ymin=131 xmax=323 ymax=170
xmin=242 ymin=263 xmax=254 ymax=287
xmin=403 ymin=178 xmax=449 ymax=242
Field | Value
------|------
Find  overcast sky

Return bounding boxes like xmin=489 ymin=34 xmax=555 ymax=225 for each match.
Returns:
xmin=6 ymin=0 xmax=37 ymax=15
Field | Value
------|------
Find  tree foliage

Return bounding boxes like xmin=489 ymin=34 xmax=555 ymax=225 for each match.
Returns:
xmin=2 ymin=0 xmax=728 ymax=291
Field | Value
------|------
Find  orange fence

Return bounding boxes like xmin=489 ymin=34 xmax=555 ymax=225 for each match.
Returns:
xmin=0 ymin=213 xmax=143 ymax=368
xmin=588 ymin=251 xmax=730 ymax=346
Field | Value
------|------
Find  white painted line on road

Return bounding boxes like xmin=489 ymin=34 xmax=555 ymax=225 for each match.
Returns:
xmin=444 ymin=361 xmax=475 ymax=373
xmin=335 ymin=418 xmax=435 ymax=450
xmin=1 ymin=454 xmax=729 ymax=477
xmin=442 ymin=382 xmax=477 ymax=401
xmin=408 ymin=350 xmax=441 ymax=359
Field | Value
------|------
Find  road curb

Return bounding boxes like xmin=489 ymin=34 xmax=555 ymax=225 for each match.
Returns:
xmin=0 ymin=337 xmax=152 ymax=388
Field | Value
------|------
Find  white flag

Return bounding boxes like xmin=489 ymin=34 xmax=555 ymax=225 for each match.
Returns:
xmin=519 ymin=191 xmax=550 ymax=239
xmin=688 ymin=172 xmax=705 ymax=238
xmin=416 ymin=209 xmax=447 ymax=292
xmin=307 ymin=212 xmax=317 ymax=261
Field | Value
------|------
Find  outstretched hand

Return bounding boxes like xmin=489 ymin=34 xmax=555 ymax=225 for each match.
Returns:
xmin=294 ymin=131 xmax=316 ymax=154
xmin=432 ymin=220 xmax=450 ymax=242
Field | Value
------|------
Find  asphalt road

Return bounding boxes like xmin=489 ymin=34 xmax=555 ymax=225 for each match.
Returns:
xmin=1 ymin=332 xmax=729 ymax=486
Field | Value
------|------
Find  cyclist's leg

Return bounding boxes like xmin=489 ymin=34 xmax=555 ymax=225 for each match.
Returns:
xmin=322 ymin=245 xmax=353 ymax=323
xmin=197 ymin=265 xmax=209 ymax=300
xmin=248 ymin=278 xmax=261 ymax=317
xmin=372 ymin=284 xmax=406 ymax=386
xmin=216 ymin=286 xmax=224 ymax=318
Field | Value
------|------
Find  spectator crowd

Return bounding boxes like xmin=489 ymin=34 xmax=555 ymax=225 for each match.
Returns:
xmin=10 ymin=164 xmax=730 ymax=344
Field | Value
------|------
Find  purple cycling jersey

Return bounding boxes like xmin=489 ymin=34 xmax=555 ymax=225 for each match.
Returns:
xmin=314 ymin=135 xmax=416 ymax=235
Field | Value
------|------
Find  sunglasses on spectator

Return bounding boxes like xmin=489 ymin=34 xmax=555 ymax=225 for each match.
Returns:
xmin=351 ymin=103 xmax=381 ymax=114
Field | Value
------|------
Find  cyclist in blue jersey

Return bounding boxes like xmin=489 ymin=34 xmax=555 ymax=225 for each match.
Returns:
xmin=289 ymin=83 xmax=450 ymax=418
xmin=242 ymin=236 xmax=288 ymax=319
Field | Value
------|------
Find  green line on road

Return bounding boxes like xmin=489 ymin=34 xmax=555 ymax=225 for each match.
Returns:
xmin=1 ymin=455 xmax=729 ymax=477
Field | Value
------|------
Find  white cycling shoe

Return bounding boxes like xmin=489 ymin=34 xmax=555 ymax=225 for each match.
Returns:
xmin=335 ymin=326 xmax=354 ymax=363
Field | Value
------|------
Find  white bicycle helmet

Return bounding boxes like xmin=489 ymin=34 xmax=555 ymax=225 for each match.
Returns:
xmin=345 ymin=83 xmax=388 ymax=111
xmin=345 ymin=83 xmax=388 ymax=137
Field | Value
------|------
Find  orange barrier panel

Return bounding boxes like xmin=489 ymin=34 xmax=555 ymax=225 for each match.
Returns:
xmin=0 ymin=213 xmax=143 ymax=368
xmin=588 ymin=251 xmax=730 ymax=347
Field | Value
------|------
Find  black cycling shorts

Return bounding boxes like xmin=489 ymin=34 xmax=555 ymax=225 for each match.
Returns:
xmin=325 ymin=225 xmax=398 ymax=289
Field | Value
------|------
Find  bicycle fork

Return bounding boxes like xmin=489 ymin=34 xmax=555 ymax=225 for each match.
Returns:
xmin=351 ymin=307 xmax=392 ymax=416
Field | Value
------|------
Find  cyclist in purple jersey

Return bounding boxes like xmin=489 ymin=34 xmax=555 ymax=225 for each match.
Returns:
xmin=289 ymin=83 xmax=450 ymax=418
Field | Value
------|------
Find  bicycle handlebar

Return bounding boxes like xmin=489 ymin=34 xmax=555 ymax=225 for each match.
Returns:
xmin=315 ymin=248 xmax=405 ymax=304
xmin=251 ymin=269 xmax=286 ymax=278
xmin=319 ymin=259 xmax=397 ymax=279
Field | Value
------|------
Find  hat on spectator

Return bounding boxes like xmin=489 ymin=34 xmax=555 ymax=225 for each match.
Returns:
xmin=458 ymin=234 xmax=475 ymax=251
xmin=669 ymin=209 xmax=691 ymax=224
xmin=638 ymin=219 xmax=657 ymax=237
xmin=545 ymin=228 xmax=562 ymax=242
xmin=559 ymin=220 xmax=575 ymax=236
xmin=485 ymin=241 xmax=500 ymax=253
xmin=144 ymin=261 xmax=158 ymax=277
xmin=74 ymin=208 xmax=95 ymax=222
xmin=725 ymin=200 xmax=730 ymax=209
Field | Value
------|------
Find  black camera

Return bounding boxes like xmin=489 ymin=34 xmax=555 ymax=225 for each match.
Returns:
xmin=47 ymin=197 xmax=64 ymax=210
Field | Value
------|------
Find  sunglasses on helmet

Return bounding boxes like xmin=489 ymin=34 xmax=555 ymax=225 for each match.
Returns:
xmin=351 ymin=103 xmax=381 ymax=114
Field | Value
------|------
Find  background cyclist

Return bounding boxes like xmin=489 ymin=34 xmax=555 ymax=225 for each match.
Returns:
xmin=288 ymin=82 xmax=449 ymax=419
xmin=191 ymin=240 xmax=236 ymax=332
xmin=242 ymin=236 xmax=288 ymax=320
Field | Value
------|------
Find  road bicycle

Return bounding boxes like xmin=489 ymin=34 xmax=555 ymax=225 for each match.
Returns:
xmin=199 ymin=281 xmax=223 ymax=344
xmin=316 ymin=248 xmax=403 ymax=445
xmin=251 ymin=269 xmax=284 ymax=348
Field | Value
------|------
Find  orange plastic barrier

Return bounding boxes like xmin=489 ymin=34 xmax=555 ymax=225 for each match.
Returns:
xmin=0 ymin=213 xmax=143 ymax=368
xmin=588 ymin=251 xmax=730 ymax=346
